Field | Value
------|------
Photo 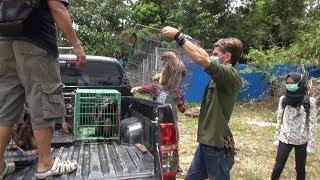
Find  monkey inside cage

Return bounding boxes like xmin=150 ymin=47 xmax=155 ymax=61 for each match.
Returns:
xmin=74 ymin=89 xmax=121 ymax=142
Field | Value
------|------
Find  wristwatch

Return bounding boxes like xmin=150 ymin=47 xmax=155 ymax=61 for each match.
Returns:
xmin=174 ymin=31 xmax=186 ymax=47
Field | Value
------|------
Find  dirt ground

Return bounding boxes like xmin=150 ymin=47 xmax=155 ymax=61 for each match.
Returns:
xmin=177 ymin=99 xmax=320 ymax=179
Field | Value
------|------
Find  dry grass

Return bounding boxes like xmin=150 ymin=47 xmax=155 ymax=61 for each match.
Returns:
xmin=177 ymin=98 xmax=320 ymax=179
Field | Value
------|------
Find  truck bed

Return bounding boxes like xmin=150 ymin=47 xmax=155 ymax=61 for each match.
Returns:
xmin=6 ymin=142 xmax=155 ymax=180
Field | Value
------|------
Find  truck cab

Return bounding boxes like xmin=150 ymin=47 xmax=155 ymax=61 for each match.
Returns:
xmin=5 ymin=55 xmax=179 ymax=180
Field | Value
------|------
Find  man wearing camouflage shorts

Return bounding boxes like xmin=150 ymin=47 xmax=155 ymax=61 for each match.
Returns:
xmin=0 ymin=0 xmax=86 ymax=179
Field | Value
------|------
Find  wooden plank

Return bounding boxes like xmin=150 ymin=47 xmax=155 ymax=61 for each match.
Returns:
xmin=135 ymin=143 xmax=148 ymax=154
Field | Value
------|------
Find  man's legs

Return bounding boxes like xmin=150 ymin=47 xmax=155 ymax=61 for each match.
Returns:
xmin=185 ymin=144 xmax=208 ymax=180
xmin=271 ymin=141 xmax=293 ymax=180
xmin=294 ymin=143 xmax=307 ymax=180
xmin=185 ymin=144 xmax=234 ymax=180
xmin=0 ymin=41 xmax=25 ymax=175
xmin=13 ymin=41 xmax=66 ymax=173
xmin=202 ymin=144 xmax=234 ymax=180
xmin=218 ymin=154 xmax=234 ymax=179
xmin=33 ymin=127 xmax=54 ymax=172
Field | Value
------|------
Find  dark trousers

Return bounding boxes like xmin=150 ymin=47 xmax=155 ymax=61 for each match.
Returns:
xmin=271 ymin=141 xmax=307 ymax=180
xmin=185 ymin=144 xmax=234 ymax=180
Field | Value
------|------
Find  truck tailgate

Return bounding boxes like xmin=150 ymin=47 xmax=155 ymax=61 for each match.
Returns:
xmin=7 ymin=142 xmax=155 ymax=180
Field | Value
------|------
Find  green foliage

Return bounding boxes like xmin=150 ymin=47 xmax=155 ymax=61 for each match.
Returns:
xmin=64 ymin=0 xmax=320 ymax=69
xmin=216 ymin=0 xmax=306 ymax=51
xmin=248 ymin=17 xmax=320 ymax=69
xmin=167 ymin=0 xmax=229 ymax=48
xmin=132 ymin=2 xmax=162 ymax=25
xmin=248 ymin=47 xmax=289 ymax=68
xmin=260 ymin=0 xmax=305 ymax=47
xmin=66 ymin=0 xmax=130 ymax=58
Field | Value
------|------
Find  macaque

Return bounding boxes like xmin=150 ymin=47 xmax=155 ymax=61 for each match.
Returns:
xmin=12 ymin=104 xmax=36 ymax=150
xmin=94 ymin=97 xmax=118 ymax=138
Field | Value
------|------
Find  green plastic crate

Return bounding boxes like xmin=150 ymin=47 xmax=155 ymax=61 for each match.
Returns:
xmin=74 ymin=89 xmax=121 ymax=142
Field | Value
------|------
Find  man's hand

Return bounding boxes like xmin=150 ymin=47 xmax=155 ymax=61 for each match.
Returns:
xmin=48 ymin=1 xmax=86 ymax=67
xmin=162 ymin=26 xmax=210 ymax=68
xmin=161 ymin=26 xmax=180 ymax=40
xmin=73 ymin=45 xmax=86 ymax=68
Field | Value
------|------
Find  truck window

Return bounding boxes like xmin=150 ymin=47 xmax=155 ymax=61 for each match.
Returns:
xmin=60 ymin=60 xmax=122 ymax=86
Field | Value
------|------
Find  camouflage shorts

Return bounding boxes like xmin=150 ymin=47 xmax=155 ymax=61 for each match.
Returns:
xmin=0 ymin=40 xmax=65 ymax=129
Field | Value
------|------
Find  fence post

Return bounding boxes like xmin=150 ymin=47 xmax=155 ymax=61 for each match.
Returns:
xmin=155 ymin=47 xmax=159 ymax=70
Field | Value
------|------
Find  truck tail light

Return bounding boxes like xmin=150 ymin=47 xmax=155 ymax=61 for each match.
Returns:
xmin=159 ymin=123 xmax=178 ymax=180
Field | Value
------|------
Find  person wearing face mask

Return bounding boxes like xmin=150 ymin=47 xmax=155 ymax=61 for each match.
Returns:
xmin=162 ymin=26 xmax=243 ymax=180
xmin=271 ymin=73 xmax=317 ymax=180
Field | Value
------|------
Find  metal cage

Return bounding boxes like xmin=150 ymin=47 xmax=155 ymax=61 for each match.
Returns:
xmin=74 ymin=89 xmax=121 ymax=142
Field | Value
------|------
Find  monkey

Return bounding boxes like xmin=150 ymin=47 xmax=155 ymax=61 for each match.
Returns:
xmin=12 ymin=103 xmax=36 ymax=150
xmin=158 ymin=51 xmax=186 ymax=98
xmin=61 ymin=103 xmax=74 ymax=133
xmin=94 ymin=97 xmax=118 ymax=139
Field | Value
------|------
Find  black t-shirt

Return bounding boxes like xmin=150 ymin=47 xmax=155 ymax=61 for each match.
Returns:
xmin=24 ymin=0 xmax=69 ymax=58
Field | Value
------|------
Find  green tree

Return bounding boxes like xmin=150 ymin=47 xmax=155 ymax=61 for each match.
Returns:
xmin=167 ymin=0 xmax=230 ymax=48
xmin=131 ymin=0 xmax=178 ymax=24
xmin=63 ymin=0 xmax=130 ymax=58
xmin=248 ymin=10 xmax=320 ymax=68
xmin=214 ymin=0 xmax=306 ymax=50
xmin=259 ymin=0 xmax=305 ymax=47
xmin=61 ymin=0 xmax=319 ymax=66
xmin=131 ymin=2 xmax=162 ymax=26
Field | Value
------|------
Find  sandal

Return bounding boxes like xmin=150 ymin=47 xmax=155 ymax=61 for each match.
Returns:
xmin=0 ymin=161 xmax=16 ymax=180
xmin=5 ymin=143 xmax=38 ymax=167
xmin=34 ymin=158 xmax=77 ymax=179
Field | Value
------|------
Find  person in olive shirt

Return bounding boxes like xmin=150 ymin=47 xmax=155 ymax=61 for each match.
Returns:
xmin=162 ymin=26 xmax=243 ymax=180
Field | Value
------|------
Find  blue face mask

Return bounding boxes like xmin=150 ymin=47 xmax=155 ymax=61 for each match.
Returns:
xmin=286 ymin=83 xmax=299 ymax=92
xmin=286 ymin=74 xmax=303 ymax=92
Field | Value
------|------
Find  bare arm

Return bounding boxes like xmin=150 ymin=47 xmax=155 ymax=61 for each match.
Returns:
xmin=48 ymin=0 xmax=86 ymax=67
xmin=181 ymin=41 xmax=211 ymax=68
xmin=162 ymin=26 xmax=210 ymax=68
xmin=161 ymin=26 xmax=242 ymax=93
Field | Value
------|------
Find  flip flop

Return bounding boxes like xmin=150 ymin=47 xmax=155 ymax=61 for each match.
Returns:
xmin=5 ymin=144 xmax=38 ymax=167
xmin=0 ymin=161 xmax=16 ymax=180
xmin=34 ymin=158 xmax=77 ymax=179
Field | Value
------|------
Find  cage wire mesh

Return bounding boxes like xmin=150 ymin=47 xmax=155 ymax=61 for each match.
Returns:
xmin=126 ymin=34 xmax=162 ymax=87
xmin=126 ymin=33 xmax=193 ymax=90
xmin=74 ymin=89 xmax=121 ymax=142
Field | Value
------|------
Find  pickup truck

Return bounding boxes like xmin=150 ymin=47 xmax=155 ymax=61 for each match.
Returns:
xmin=6 ymin=55 xmax=179 ymax=180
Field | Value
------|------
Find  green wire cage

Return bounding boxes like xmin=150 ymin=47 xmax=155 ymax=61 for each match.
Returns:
xmin=74 ymin=89 xmax=121 ymax=142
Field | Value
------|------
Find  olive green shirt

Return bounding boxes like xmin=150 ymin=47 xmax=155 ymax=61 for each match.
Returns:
xmin=197 ymin=61 xmax=242 ymax=148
